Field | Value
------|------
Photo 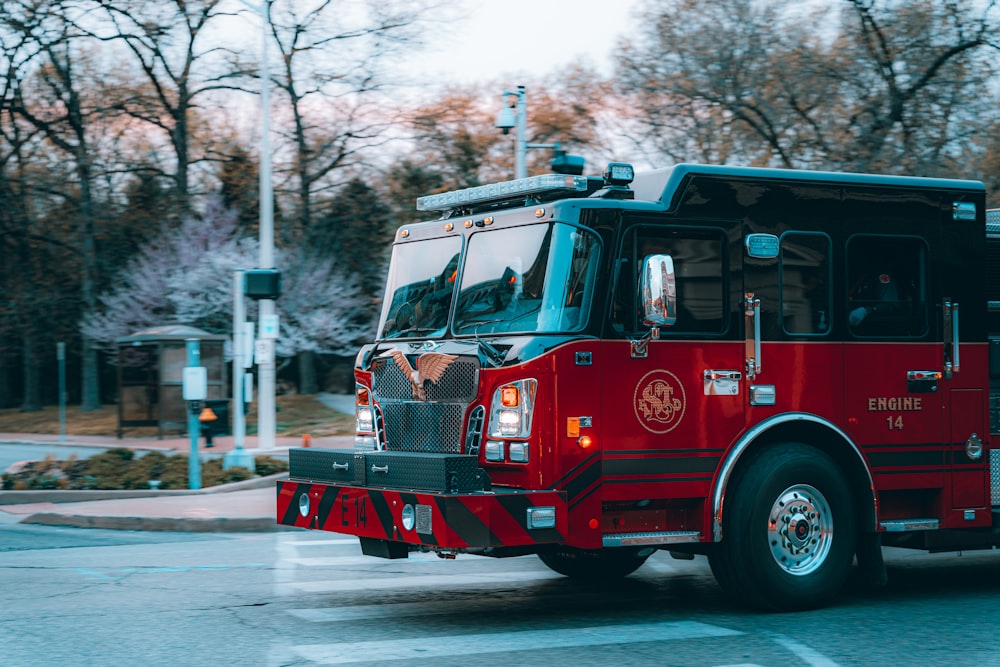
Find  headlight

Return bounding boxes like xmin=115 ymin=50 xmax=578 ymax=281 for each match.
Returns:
xmin=489 ymin=379 xmax=537 ymax=439
xmin=355 ymin=384 xmax=374 ymax=433
xmin=401 ymin=504 xmax=415 ymax=531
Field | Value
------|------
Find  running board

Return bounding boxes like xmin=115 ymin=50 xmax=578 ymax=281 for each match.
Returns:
xmin=603 ymin=531 xmax=701 ymax=547
xmin=880 ymin=518 xmax=940 ymax=532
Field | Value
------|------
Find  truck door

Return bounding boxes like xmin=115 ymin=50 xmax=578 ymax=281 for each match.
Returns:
xmin=840 ymin=235 xmax=952 ymax=518
xmin=742 ymin=231 xmax=840 ymax=427
xmin=599 ymin=223 xmax=744 ymax=528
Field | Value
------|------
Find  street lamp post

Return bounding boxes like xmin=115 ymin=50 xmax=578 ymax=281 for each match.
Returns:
xmin=239 ymin=0 xmax=277 ymax=451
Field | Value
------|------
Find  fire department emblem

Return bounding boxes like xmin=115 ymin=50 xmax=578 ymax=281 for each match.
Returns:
xmin=634 ymin=370 xmax=686 ymax=434
xmin=385 ymin=350 xmax=457 ymax=401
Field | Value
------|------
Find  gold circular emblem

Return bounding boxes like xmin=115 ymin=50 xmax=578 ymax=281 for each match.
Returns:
xmin=633 ymin=370 xmax=686 ymax=434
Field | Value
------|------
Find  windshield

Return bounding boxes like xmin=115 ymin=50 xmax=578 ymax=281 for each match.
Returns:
xmin=378 ymin=236 xmax=462 ymax=339
xmin=453 ymin=223 xmax=600 ymax=335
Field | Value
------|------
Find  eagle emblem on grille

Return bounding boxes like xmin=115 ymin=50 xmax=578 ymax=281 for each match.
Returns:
xmin=385 ymin=350 xmax=458 ymax=401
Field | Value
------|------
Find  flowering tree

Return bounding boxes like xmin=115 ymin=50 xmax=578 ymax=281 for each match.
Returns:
xmin=81 ymin=196 xmax=373 ymax=390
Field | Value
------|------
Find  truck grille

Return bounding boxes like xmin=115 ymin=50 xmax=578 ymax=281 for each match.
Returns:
xmin=372 ymin=354 xmax=479 ymax=454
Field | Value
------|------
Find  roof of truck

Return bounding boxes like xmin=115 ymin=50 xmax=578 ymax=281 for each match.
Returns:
xmin=632 ymin=164 xmax=986 ymax=207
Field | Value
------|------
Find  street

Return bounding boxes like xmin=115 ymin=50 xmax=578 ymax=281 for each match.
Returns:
xmin=3 ymin=524 xmax=1000 ymax=666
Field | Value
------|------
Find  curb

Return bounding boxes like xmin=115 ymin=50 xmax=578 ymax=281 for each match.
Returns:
xmin=18 ymin=513 xmax=296 ymax=533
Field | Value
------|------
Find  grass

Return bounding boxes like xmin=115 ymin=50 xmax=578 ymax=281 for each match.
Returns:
xmin=0 ymin=394 xmax=356 ymax=438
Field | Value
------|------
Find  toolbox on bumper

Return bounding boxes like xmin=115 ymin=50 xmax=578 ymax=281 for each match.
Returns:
xmin=363 ymin=451 xmax=489 ymax=492
xmin=288 ymin=448 xmax=489 ymax=492
xmin=288 ymin=448 xmax=364 ymax=485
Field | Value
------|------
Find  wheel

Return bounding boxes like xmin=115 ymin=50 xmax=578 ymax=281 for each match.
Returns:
xmin=709 ymin=443 xmax=856 ymax=611
xmin=538 ymin=546 xmax=651 ymax=580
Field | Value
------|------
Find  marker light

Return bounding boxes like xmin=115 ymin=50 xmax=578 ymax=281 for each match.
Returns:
xmin=485 ymin=440 xmax=505 ymax=462
xmin=527 ymin=506 xmax=556 ymax=530
xmin=501 ymin=385 xmax=519 ymax=407
xmin=508 ymin=441 xmax=529 ymax=462
xmin=578 ymin=435 xmax=594 ymax=450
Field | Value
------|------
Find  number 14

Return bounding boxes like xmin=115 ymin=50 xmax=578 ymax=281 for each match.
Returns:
xmin=886 ymin=416 xmax=904 ymax=430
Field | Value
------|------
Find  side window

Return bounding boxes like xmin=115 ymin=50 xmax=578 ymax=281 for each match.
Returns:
xmin=846 ymin=236 xmax=927 ymax=338
xmin=611 ymin=227 xmax=725 ymax=335
xmin=780 ymin=233 xmax=831 ymax=336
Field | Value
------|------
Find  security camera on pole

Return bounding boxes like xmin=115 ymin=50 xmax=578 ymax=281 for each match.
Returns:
xmin=495 ymin=85 xmax=585 ymax=179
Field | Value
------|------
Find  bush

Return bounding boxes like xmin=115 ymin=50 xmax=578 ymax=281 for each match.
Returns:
xmin=1 ymin=450 xmax=283 ymax=491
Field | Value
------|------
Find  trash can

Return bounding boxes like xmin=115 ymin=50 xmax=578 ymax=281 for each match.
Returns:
xmin=200 ymin=399 xmax=231 ymax=446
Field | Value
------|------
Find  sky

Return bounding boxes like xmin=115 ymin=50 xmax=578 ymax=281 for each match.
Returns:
xmin=400 ymin=0 xmax=641 ymax=86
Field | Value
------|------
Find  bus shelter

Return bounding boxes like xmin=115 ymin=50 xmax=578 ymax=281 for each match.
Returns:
xmin=115 ymin=325 xmax=229 ymax=438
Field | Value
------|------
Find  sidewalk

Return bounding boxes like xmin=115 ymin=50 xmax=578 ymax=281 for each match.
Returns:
xmin=0 ymin=431 xmax=355 ymax=532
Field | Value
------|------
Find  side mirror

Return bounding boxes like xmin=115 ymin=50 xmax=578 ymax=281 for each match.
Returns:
xmin=640 ymin=254 xmax=677 ymax=328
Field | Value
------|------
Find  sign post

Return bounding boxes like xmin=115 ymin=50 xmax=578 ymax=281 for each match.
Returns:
xmin=183 ymin=338 xmax=206 ymax=490
xmin=57 ymin=342 xmax=66 ymax=443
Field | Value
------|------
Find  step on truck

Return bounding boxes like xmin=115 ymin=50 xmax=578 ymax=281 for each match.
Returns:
xmin=277 ymin=161 xmax=1000 ymax=611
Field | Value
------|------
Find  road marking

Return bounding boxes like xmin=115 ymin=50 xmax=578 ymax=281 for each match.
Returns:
xmin=769 ymin=633 xmax=841 ymax=667
xmin=281 ymin=569 xmax=557 ymax=594
xmin=291 ymin=621 xmax=742 ymax=664
xmin=281 ymin=537 xmax=359 ymax=546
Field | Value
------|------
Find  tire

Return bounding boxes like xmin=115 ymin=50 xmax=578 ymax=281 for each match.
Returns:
xmin=709 ymin=443 xmax=857 ymax=611
xmin=538 ymin=546 xmax=651 ymax=580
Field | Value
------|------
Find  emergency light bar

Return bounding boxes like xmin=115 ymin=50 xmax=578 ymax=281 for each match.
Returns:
xmin=416 ymin=174 xmax=590 ymax=212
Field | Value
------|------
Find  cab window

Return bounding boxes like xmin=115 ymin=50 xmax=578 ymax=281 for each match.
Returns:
xmin=846 ymin=235 xmax=927 ymax=338
xmin=611 ymin=227 xmax=726 ymax=335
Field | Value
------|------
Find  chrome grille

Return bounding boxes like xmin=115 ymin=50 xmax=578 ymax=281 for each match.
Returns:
xmin=372 ymin=354 xmax=480 ymax=454
xmin=373 ymin=355 xmax=478 ymax=402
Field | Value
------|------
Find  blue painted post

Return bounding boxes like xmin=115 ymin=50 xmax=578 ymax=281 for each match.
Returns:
xmin=186 ymin=339 xmax=202 ymax=490
xmin=57 ymin=342 xmax=66 ymax=443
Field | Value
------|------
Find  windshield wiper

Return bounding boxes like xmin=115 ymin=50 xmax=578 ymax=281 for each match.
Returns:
xmin=451 ymin=328 xmax=507 ymax=367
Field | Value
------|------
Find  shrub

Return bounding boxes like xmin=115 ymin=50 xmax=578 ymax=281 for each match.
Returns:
xmin=1 ymin=450 xmax=277 ymax=490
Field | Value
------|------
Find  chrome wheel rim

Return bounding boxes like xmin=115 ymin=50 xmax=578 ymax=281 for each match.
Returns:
xmin=767 ymin=483 xmax=833 ymax=576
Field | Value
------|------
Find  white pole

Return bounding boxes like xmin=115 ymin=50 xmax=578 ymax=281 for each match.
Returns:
xmin=233 ymin=271 xmax=246 ymax=448
xmin=515 ymin=85 xmax=527 ymax=179
xmin=256 ymin=0 xmax=277 ymax=450
xmin=224 ymin=270 xmax=255 ymax=471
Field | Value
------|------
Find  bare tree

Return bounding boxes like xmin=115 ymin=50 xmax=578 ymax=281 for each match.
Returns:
xmin=2 ymin=0 xmax=112 ymax=410
xmin=260 ymin=0 xmax=438 ymax=391
xmin=91 ymin=0 xmax=239 ymax=215
xmin=615 ymin=0 xmax=1000 ymax=175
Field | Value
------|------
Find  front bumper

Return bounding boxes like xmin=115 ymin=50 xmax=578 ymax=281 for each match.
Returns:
xmin=276 ymin=480 xmax=567 ymax=551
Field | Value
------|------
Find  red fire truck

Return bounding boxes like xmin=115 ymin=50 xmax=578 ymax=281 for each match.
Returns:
xmin=277 ymin=162 xmax=999 ymax=611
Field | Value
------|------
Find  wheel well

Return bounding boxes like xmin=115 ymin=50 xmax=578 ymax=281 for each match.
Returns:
xmin=715 ymin=417 xmax=877 ymax=539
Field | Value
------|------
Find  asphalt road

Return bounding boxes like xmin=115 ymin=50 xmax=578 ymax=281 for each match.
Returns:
xmin=4 ymin=523 xmax=1000 ymax=666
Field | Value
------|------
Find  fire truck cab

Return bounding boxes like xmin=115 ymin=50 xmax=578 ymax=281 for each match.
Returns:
xmin=278 ymin=163 xmax=997 ymax=611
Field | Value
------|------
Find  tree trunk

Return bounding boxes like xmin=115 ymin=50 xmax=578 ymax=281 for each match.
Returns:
xmin=20 ymin=333 xmax=41 ymax=412
xmin=298 ymin=350 xmax=318 ymax=395
xmin=0 ymin=349 xmax=11 ymax=409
